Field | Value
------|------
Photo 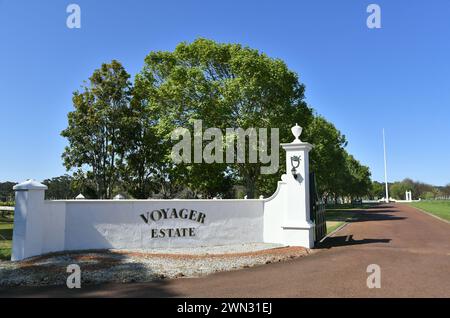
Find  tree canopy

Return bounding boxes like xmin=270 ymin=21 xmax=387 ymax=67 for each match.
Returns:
xmin=61 ymin=60 xmax=133 ymax=199
xmin=61 ymin=38 xmax=372 ymax=201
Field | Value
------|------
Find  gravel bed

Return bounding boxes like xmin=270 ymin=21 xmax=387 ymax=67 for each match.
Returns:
xmin=0 ymin=243 xmax=310 ymax=287
xmin=120 ymin=242 xmax=285 ymax=255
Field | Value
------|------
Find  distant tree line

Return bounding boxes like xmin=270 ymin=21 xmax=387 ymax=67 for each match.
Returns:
xmin=4 ymin=176 xmax=448 ymax=203
xmin=0 ymin=177 xmax=77 ymax=202
xmin=0 ymin=182 xmax=16 ymax=203
xmin=369 ymin=179 xmax=450 ymax=200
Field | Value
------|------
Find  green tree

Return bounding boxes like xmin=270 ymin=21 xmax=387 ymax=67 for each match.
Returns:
xmin=442 ymin=184 xmax=450 ymax=197
xmin=342 ymin=153 xmax=372 ymax=200
xmin=43 ymin=175 xmax=77 ymax=199
xmin=304 ymin=116 xmax=347 ymax=202
xmin=134 ymin=38 xmax=313 ymax=198
xmin=61 ymin=60 xmax=133 ymax=199
xmin=422 ymin=191 xmax=435 ymax=200
xmin=390 ymin=181 xmax=410 ymax=200
xmin=118 ymin=91 xmax=161 ymax=199
xmin=0 ymin=181 xmax=16 ymax=202
xmin=370 ymin=181 xmax=385 ymax=199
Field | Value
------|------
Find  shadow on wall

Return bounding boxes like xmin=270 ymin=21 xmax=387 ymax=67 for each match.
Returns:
xmin=63 ymin=216 xmax=115 ymax=252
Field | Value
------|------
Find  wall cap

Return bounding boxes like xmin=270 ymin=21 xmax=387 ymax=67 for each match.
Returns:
xmin=281 ymin=142 xmax=313 ymax=151
xmin=13 ymin=179 xmax=48 ymax=191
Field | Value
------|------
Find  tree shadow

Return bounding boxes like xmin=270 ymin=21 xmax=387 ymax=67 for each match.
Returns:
xmin=326 ymin=208 xmax=406 ymax=223
xmin=0 ymin=279 xmax=177 ymax=298
xmin=0 ymin=249 xmax=179 ymax=298
xmin=364 ymin=204 xmax=396 ymax=209
xmin=347 ymin=211 xmax=406 ymax=222
xmin=316 ymin=235 xmax=391 ymax=249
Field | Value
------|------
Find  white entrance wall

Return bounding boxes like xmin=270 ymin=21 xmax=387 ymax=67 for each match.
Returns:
xmin=64 ymin=200 xmax=264 ymax=251
xmin=11 ymin=125 xmax=315 ymax=261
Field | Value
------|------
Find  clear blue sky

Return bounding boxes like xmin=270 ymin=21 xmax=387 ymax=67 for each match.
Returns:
xmin=1 ymin=0 xmax=449 ymax=186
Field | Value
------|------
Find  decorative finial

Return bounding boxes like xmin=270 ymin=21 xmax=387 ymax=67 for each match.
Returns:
xmin=113 ymin=193 xmax=126 ymax=200
xmin=291 ymin=123 xmax=302 ymax=143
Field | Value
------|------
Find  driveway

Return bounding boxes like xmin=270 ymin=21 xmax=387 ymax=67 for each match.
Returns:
xmin=1 ymin=204 xmax=449 ymax=297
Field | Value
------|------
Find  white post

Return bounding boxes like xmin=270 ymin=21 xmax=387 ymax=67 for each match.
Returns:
xmin=11 ymin=180 xmax=47 ymax=261
xmin=406 ymin=191 xmax=412 ymax=201
xmin=383 ymin=128 xmax=389 ymax=203
xmin=279 ymin=124 xmax=315 ymax=247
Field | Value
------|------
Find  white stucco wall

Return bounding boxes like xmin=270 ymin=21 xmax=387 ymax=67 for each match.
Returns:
xmin=62 ymin=199 xmax=264 ymax=251
xmin=11 ymin=126 xmax=316 ymax=261
xmin=12 ymin=198 xmax=265 ymax=259
xmin=263 ymin=180 xmax=287 ymax=244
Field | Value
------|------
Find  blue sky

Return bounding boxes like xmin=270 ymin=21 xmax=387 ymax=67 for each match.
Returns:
xmin=1 ymin=0 xmax=449 ymax=186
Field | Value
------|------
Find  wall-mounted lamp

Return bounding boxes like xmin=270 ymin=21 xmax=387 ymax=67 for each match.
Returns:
xmin=290 ymin=155 xmax=301 ymax=179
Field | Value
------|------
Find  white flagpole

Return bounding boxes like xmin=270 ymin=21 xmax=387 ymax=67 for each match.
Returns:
xmin=383 ymin=128 xmax=389 ymax=203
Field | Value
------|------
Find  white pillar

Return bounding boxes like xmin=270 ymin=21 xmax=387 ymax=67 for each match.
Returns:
xmin=404 ymin=191 xmax=413 ymax=202
xmin=279 ymin=124 xmax=315 ymax=247
xmin=11 ymin=180 xmax=47 ymax=261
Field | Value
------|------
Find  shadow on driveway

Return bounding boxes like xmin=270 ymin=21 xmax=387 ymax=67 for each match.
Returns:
xmin=0 ymin=280 xmax=177 ymax=298
xmin=316 ymin=235 xmax=391 ymax=249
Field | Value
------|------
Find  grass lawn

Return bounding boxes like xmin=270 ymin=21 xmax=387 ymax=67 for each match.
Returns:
xmin=409 ymin=201 xmax=450 ymax=222
xmin=0 ymin=214 xmax=13 ymax=261
xmin=325 ymin=204 xmax=369 ymax=234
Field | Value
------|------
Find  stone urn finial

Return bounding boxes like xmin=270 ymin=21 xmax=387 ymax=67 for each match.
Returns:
xmin=291 ymin=123 xmax=302 ymax=143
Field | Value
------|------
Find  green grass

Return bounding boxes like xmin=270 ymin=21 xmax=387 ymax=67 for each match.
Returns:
xmin=409 ymin=200 xmax=450 ymax=221
xmin=0 ymin=215 xmax=13 ymax=261
xmin=326 ymin=221 xmax=344 ymax=234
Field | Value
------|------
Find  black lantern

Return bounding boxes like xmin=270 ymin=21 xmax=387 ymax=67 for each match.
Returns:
xmin=290 ymin=155 xmax=301 ymax=179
